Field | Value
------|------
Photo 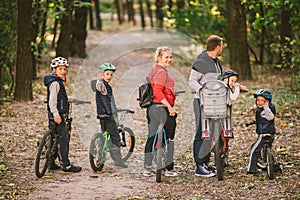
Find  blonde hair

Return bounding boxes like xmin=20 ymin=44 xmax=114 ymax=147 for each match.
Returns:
xmin=154 ymin=46 xmax=172 ymax=63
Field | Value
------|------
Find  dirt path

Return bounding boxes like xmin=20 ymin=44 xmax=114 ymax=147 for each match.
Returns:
xmin=1 ymin=27 xmax=299 ymax=200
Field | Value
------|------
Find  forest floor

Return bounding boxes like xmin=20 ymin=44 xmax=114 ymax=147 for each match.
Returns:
xmin=0 ymin=20 xmax=299 ymax=200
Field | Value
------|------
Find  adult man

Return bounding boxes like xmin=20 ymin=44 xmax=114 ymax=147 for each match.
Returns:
xmin=188 ymin=35 xmax=223 ymax=177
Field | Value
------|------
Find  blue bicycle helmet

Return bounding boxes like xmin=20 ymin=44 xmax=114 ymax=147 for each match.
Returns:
xmin=99 ymin=63 xmax=116 ymax=72
xmin=254 ymin=89 xmax=272 ymax=102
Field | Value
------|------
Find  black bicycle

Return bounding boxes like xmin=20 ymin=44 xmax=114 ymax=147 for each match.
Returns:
xmin=89 ymin=109 xmax=135 ymax=172
xmin=246 ymin=120 xmax=279 ymax=179
xmin=35 ymin=100 xmax=91 ymax=178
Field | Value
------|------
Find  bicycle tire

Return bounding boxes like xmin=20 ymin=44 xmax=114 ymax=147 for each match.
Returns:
xmin=89 ymin=133 xmax=106 ymax=172
xmin=120 ymin=127 xmax=135 ymax=162
xmin=214 ymin=122 xmax=224 ymax=181
xmin=156 ymin=130 xmax=163 ymax=183
xmin=35 ymin=130 xmax=55 ymax=178
xmin=266 ymin=147 xmax=274 ymax=179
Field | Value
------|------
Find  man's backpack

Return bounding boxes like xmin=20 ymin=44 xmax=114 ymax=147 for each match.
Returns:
xmin=137 ymin=77 xmax=153 ymax=108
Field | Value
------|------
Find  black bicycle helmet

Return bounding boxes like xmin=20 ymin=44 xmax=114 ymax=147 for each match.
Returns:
xmin=254 ymin=89 xmax=272 ymax=102
xmin=220 ymin=69 xmax=238 ymax=80
xmin=99 ymin=63 xmax=116 ymax=72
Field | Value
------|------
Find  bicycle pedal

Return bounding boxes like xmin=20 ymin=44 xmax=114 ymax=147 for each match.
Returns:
xmin=202 ymin=130 xmax=210 ymax=140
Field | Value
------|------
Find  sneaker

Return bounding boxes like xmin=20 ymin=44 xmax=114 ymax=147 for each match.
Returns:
xmin=115 ymin=162 xmax=128 ymax=168
xmin=62 ymin=164 xmax=82 ymax=173
xmin=49 ymin=162 xmax=60 ymax=170
xmin=142 ymin=169 xmax=155 ymax=177
xmin=195 ymin=165 xmax=215 ymax=177
xmin=204 ymin=163 xmax=217 ymax=171
xmin=165 ymin=168 xmax=180 ymax=177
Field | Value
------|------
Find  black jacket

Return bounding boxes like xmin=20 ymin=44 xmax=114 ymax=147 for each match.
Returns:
xmin=44 ymin=73 xmax=69 ymax=116
xmin=256 ymin=103 xmax=276 ymax=134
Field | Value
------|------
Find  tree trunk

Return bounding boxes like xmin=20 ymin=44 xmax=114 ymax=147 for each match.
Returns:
xmin=89 ymin=3 xmax=94 ymax=29
xmin=94 ymin=0 xmax=102 ymax=30
xmin=115 ymin=0 xmax=123 ymax=24
xmin=226 ymin=0 xmax=252 ymax=80
xmin=71 ymin=3 xmax=88 ymax=58
xmin=56 ymin=0 xmax=73 ymax=58
xmin=139 ymin=0 xmax=145 ymax=28
xmin=155 ymin=0 xmax=164 ymax=28
xmin=280 ymin=8 xmax=292 ymax=64
xmin=15 ymin=0 xmax=33 ymax=101
xmin=145 ymin=0 xmax=154 ymax=27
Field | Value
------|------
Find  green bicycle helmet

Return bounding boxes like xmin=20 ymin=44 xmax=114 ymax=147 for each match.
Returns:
xmin=254 ymin=89 xmax=272 ymax=102
xmin=99 ymin=63 xmax=116 ymax=72
xmin=220 ymin=69 xmax=238 ymax=80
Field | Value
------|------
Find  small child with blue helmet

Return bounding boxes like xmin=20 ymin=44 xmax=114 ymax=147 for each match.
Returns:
xmin=95 ymin=63 xmax=128 ymax=168
xmin=247 ymin=89 xmax=276 ymax=175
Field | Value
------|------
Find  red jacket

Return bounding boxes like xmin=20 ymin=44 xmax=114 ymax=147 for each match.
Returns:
xmin=148 ymin=64 xmax=175 ymax=106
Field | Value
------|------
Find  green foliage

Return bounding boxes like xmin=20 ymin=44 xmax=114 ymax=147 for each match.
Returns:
xmin=167 ymin=1 xmax=226 ymax=43
xmin=0 ymin=1 xmax=17 ymax=99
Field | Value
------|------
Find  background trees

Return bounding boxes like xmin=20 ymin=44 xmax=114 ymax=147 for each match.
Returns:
xmin=0 ymin=0 xmax=299 ymax=102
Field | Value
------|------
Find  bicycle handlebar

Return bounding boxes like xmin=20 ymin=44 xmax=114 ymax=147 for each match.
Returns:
xmin=175 ymin=90 xmax=186 ymax=96
xmin=118 ymin=109 xmax=135 ymax=114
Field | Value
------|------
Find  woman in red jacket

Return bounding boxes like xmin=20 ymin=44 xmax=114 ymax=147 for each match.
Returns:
xmin=143 ymin=46 xmax=179 ymax=177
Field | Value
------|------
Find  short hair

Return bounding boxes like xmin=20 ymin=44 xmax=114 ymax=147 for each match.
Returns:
xmin=154 ymin=46 xmax=172 ymax=63
xmin=206 ymin=35 xmax=223 ymax=51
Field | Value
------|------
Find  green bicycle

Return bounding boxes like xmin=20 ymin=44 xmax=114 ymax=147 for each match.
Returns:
xmin=89 ymin=109 xmax=135 ymax=172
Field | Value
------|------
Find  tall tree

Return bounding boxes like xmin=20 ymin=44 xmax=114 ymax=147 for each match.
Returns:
xmin=139 ymin=0 xmax=145 ymax=28
xmin=226 ymin=0 xmax=251 ymax=80
xmin=145 ymin=0 xmax=154 ymax=27
xmin=94 ymin=0 xmax=102 ymax=30
xmin=15 ymin=0 xmax=33 ymax=101
xmin=155 ymin=0 xmax=164 ymax=28
xmin=71 ymin=2 xmax=89 ymax=58
xmin=56 ymin=0 xmax=73 ymax=58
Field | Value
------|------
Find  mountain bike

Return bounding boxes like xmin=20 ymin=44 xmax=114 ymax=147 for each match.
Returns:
xmin=89 ymin=109 xmax=135 ymax=172
xmin=153 ymin=90 xmax=185 ymax=182
xmin=35 ymin=99 xmax=91 ymax=178
xmin=246 ymin=120 xmax=280 ymax=179
xmin=200 ymin=80 xmax=232 ymax=181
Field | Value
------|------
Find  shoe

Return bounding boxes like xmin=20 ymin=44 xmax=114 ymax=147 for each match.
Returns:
xmin=115 ymin=162 xmax=128 ymax=168
xmin=62 ymin=164 xmax=82 ymax=173
xmin=142 ymin=169 xmax=155 ymax=177
xmin=204 ymin=163 xmax=217 ymax=171
xmin=49 ymin=162 xmax=60 ymax=170
xmin=195 ymin=165 xmax=215 ymax=177
xmin=165 ymin=168 xmax=180 ymax=177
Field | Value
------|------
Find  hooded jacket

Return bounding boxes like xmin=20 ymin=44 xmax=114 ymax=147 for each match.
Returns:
xmin=256 ymin=103 xmax=276 ymax=134
xmin=44 ymin=73 xmax=69 ymax=117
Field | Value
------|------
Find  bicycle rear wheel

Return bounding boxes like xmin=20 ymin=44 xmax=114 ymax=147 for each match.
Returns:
xmin=35 ymin=130 xmax=55 ymax=178
xmin=120 ymin=127 xmax=135 ymax=162
xmin=214 ymin=122 xmax=225 ymax=181
xmin=266 ymin=148 xmax=274 ymax=179
xmin=89 ymin=133 xmax=106 ymax=172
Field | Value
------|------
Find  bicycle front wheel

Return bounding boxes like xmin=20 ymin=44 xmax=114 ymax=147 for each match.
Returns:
xmin=120 ymin=127 xmax=135 ymax=162
xmin=214 ymin=121 xmax=225 ymax=181
xmin=35 ymin=130 xmax=54 ymax=178
xmin=156 ymin=130 xmax=164 ymax=183
xmin=89 ymin=133 xmax=106 ymax=172
xmin=266 ymin=148 xmax=274 ymax=179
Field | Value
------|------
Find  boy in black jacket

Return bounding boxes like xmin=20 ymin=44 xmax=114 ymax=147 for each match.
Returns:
xmin=247 ymin=89 xmax=276 ymax=175
xmin=95 ymin=63 xmax=127 ymax=168
xmin=44 ymin=57 xmax=81 ymax=173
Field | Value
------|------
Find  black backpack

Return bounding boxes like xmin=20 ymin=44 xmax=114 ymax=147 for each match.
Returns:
xmin=137 ymin=70 xmax=167 ymax=108
xmin=137 ymin=77 xmax=153 ymax=108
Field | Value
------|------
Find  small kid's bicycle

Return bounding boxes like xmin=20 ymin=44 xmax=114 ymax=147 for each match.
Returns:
xmin=89 ymin=109 xmax=135 ymax=172
xmin=35 ymin=100 xmax=91 ymax=178
xmin=246 ymin=120 xmax=280 ymax=179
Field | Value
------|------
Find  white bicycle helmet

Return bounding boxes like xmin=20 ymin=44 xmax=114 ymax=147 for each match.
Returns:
xmin=50 ymin=57 xmax=69 ymax=68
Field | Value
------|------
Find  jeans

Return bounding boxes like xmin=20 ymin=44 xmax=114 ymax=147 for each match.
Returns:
xmin=48 ymin=117 xmax=71 ymax=167
xmin=144 ymin=104 xmax=177 ymax=170
xmin=193 ymin=98 xmax=211 ymax=165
